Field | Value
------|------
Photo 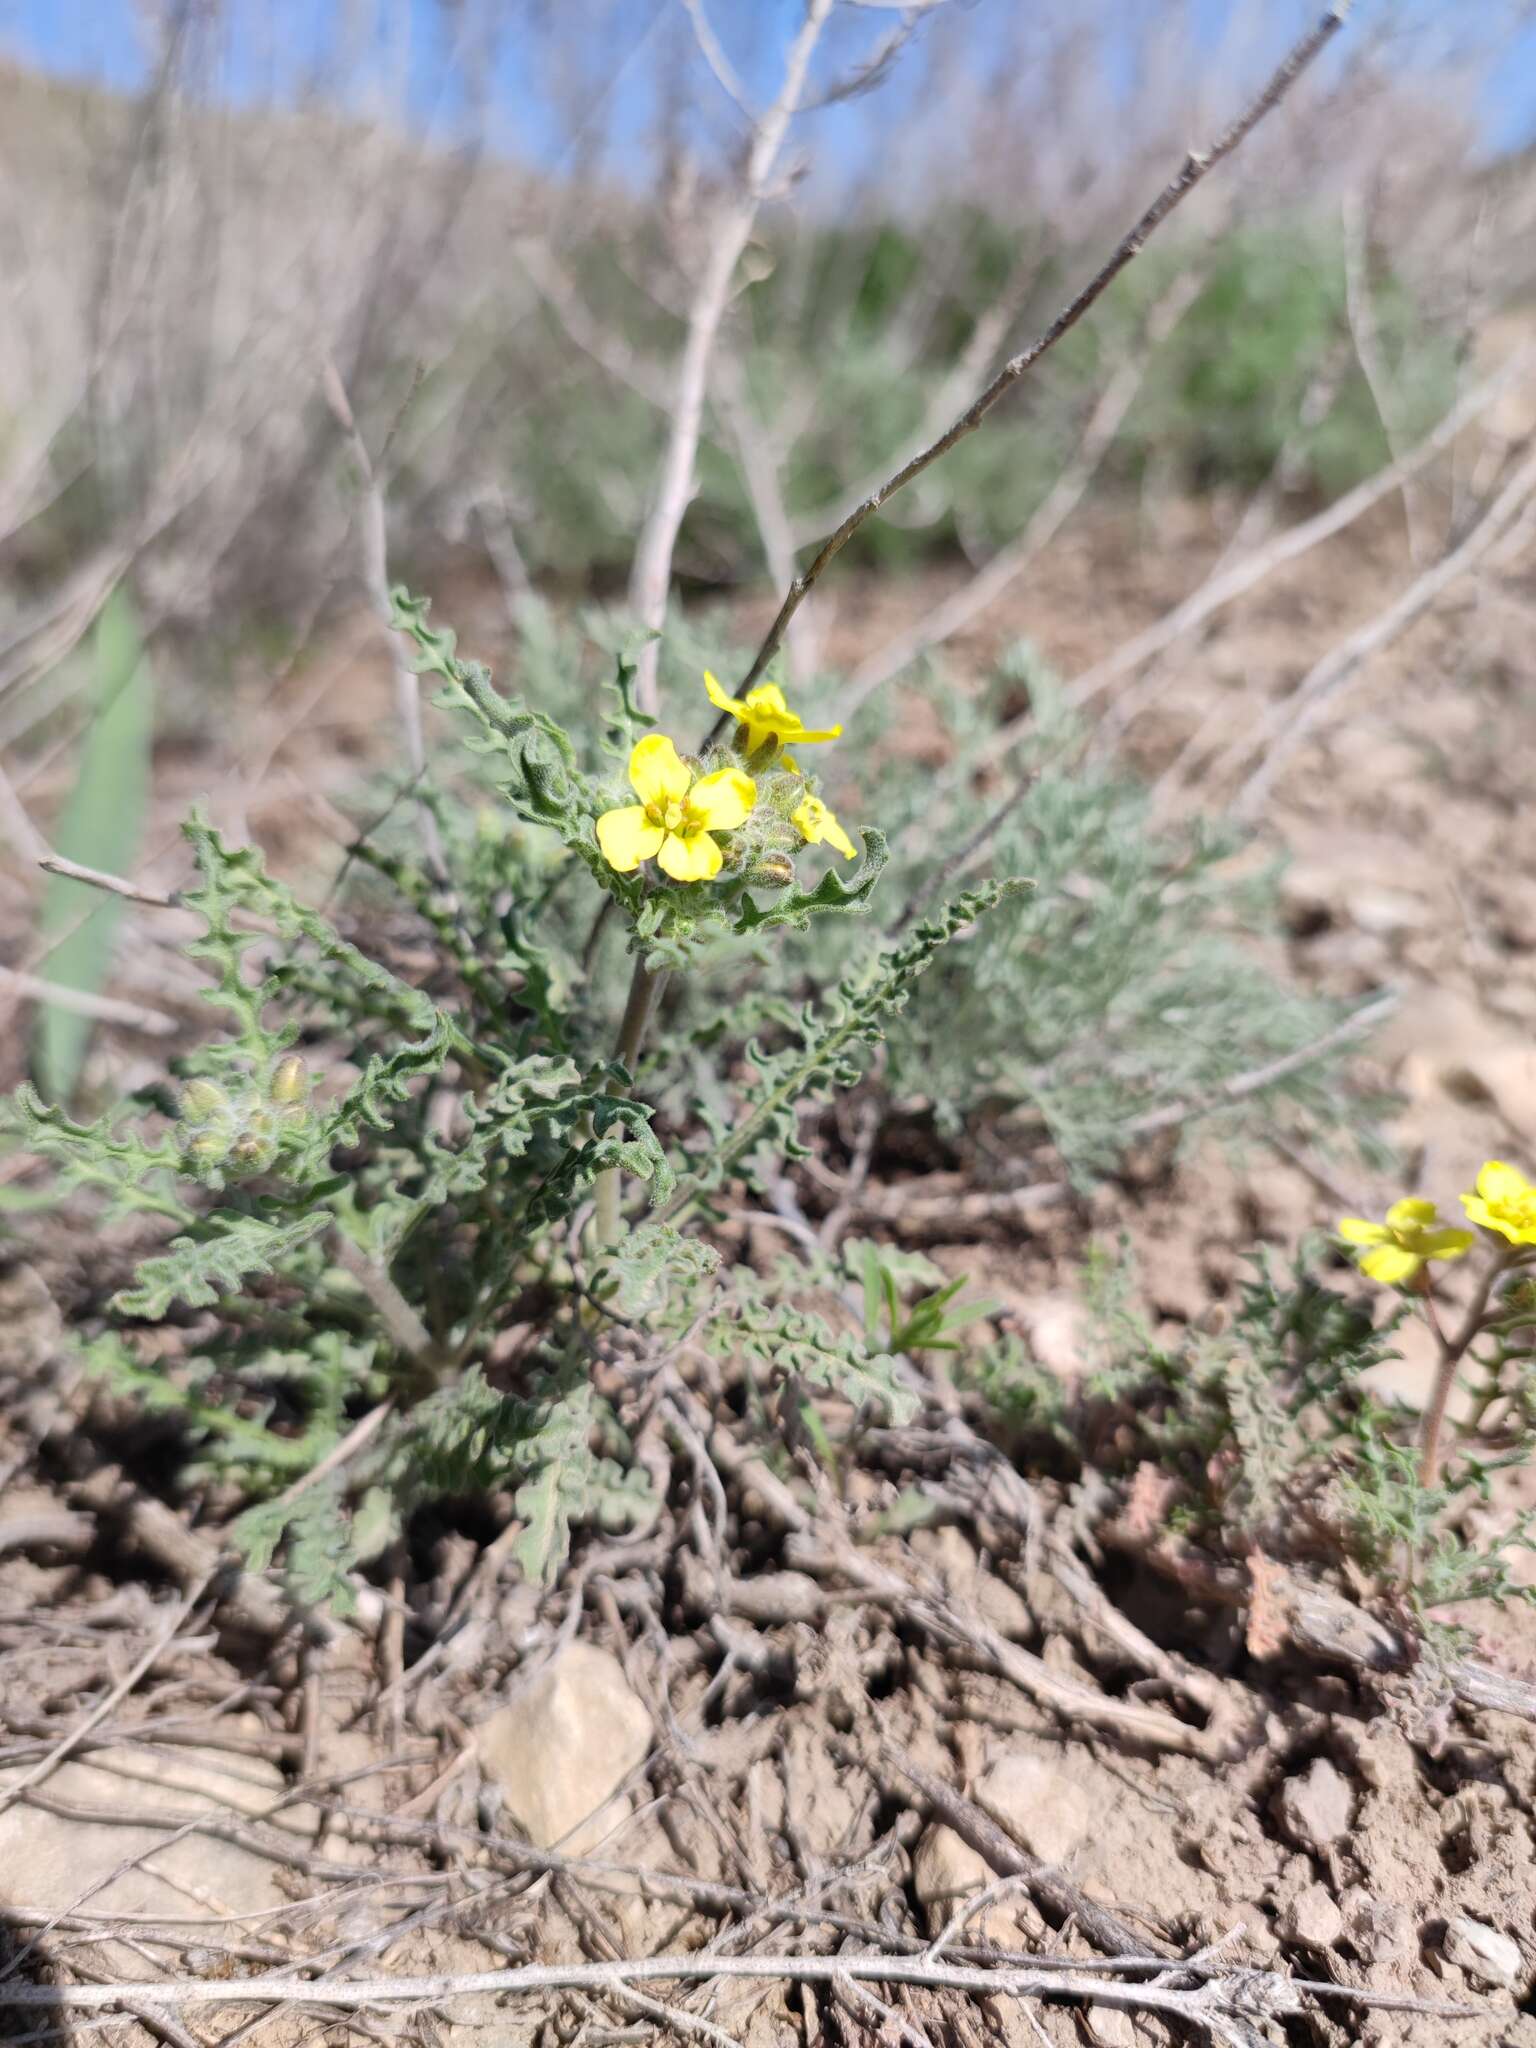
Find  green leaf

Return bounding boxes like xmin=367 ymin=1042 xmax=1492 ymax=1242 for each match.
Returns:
xmin=112 ymin=1210 xmax=330 ymax=1319
xmin=733 ymin=828 xmax=889 ymax=934
xmin=34 ymin=590 xmax=154 ymax=1102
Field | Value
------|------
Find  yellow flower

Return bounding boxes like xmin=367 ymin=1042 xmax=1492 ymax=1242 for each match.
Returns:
xmin=704 ymin=671 xmax=841 ymax=755
xmin=1460 ymin=1160 xmax=1536 ymax=1246
xmin=791 ymin=792 xmax=857 ymax=861
xmin=1338 ymin=1198 xmax=1474 ymax=1286
xmin=596 ymin=734 xmax=754 ymax=883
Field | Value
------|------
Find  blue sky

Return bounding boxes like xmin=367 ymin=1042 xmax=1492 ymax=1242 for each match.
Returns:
xmin=4 ymin=0 xmax=1535 ymax=168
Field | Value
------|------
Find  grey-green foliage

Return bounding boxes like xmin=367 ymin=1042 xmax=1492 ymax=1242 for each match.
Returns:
xmin=968 ymin=1237 xmax=1536 ymax=1646
xmin=822 ymin=648 xmax=1378 ymax=1182
xmin=5 ymin=592 xmax=1007 ymax=1609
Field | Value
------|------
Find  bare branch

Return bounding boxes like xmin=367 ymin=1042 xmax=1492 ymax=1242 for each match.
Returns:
xmin=842 ymin=267 xmax=1205 ymax=712
xmin=319 ymin=356 xmax=447 ymax=880
xmin=35 ymin=854 xmax=180 ymax=909
xmin=1059 ymin=342 xmax=1533 ymax=717
xmin=733 ymin=4 xmax=1353 ymax=698
xmin=1342 ymin=187 xmax=1429 ymax=561
xmin=0 ymin=965 xmax=177 ymax=1037
xmin=628 ymin=0 xmax=837 ymax=714
xmin=680 ymin=0 xmax=755 ymax=121
xmin=0 ymin=1945 xmax=1478 ymax=2029
xmin=1221 ymin=440 xmax=1536 ymax=818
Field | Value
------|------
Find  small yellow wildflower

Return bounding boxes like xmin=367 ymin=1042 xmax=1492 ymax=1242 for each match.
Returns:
xmin=791 ymin=792 xmax=857 ymax=861
xmin=704 ymin=671 xmax=841 ymax=755
xmin=596 ymin=734 xmax=755 ymax=883
xmin=1338 ymin=1197 xmax=1474 ymax=1286
xmin=1460 ymin=1160 xmax=1536 ymax=1246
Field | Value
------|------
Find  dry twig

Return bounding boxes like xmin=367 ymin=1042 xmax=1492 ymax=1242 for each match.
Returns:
xmin=731 ymin=4 xmax=1352 ymax=700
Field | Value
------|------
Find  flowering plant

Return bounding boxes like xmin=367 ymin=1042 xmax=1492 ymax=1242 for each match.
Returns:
xmin=1340 ymin=1159 xmax=1536 ymax=1486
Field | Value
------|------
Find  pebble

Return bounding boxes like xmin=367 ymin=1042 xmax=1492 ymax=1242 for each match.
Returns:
xmin=1442 ymin=1915 xmax=1523 ymax=1989
xmin=1274 ymin=1758 xmax=1353 ymax=1852
xmin=975 ymin=1752 xmax=1092 ymax=1867
xmin=1279 ymin=1882 xmax=1343 ymax=1948
xmin=477 ymin=1641 xmax=652 ymax=1855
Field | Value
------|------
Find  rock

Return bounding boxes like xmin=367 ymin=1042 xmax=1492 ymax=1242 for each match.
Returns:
xmin=1442 ymin=1915 xmax=1523 ymax=1989
xmin=1279 ymin=1883 xmax=1343 ymax=1948
xmin=1022 ymin=1292 xmax=1089 ymax=1379
xmin=1274 ymin=1759 xmax=1353 ymax=1853
xmin=975 ymin=1752 xmax=1092 ymax=1867
xmin=912 ymin=1823 xmax=993 ymax=1929
xmin=1084 ymin=2008 xmax=1138 ymax=2046
xmin=911 ymin=1823 xmax=1045 ymax=1947
xmin=0 ymin=1742 xmax=291 ymax=1965
xmin=911 ymin=1526 xmax=1031 ymax=1640
xmin=1340 ymin=1889 xmax=1414 ymax=1964
xmin=477 ymin=1641 xmax=652 ymax=1854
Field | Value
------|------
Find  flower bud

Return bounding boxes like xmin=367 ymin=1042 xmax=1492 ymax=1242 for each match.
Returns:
xmin=230 ymin=1131 xmax=271 ymax=1167
xmin=269 ymin=1055 xmax=308 ymax=1105
xmin=183 ymin=1130 xmax=228 ymax=1163
xmin=745 ymin=853 xmax=796 ymax=889
xmin=180 ymin=1078 xmax=227 ymax=1120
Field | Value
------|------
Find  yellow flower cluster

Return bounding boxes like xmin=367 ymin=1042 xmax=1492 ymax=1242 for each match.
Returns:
xmin=1340 ymin=1160 xmax=1536 ymax=1286
xmin=596 ymin=674 xmax=856 ymax=881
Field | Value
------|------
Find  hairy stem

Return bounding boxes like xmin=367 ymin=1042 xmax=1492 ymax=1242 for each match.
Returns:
xmin=1420 ymin=1248 xmax=1512 ymax=1487
xmin=593 ymin=959 xmax=660 ymax=1245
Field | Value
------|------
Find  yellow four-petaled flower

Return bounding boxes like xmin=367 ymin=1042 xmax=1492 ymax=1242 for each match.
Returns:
xmin=596 ymin=734 xmax=755 ymax=883
xmin=1338 ymin=1197 xmax=1474 ymax=1286
xmin=1461 ymin=1160 xmax=1536 ymax=1246
xmin=791 ymin=793 xmax=856 ymax=861
xmin=704 ymin=671 xmax=841 ymax=757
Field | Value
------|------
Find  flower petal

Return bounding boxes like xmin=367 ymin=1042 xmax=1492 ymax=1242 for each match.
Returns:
xmin=704 ymin=670 xmax=747 ymax=721
xmin=1360 ymin=1244 xmax=1421 ymax=1286
xmin=820 ymin=810 xmax=857 ymax=860
xmin=1386 ymin=1197 xmax=1438 ymax=1229
xmin=596 ymin=806 xmax=664 ymax=873
xmin=1416 ymin=1228 xmax=1475 ymax=1259
xmin=628 ymin=733 xmax=692 ymax=808
xmin=656 ymin=829 xmax=722 ymax=883
xmin=743 ymin=684 xmax=790 ymax=718
xmin=1337 ymin=1218 xmax=1389 ymax=1246
xmin=1461 ymin=1195 xmax=1503 ymax=1236
xmin=792 ymin=794 xmax=856 ymax=859
xmin=689 ymin=768 xmax=756 ymax=832
xmin=1477 ymin=1160 xmax=1530 ymax=1204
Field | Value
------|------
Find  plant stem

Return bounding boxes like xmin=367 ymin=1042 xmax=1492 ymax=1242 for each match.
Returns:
xmin=1419 ymin=1248 xmax=1512 ymax=1487
xmin=592 ymin=958 xmax=659 ymax=1245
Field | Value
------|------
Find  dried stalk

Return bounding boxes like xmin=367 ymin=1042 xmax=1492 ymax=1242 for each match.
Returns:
xmin=1220 ymin=439 xmax=1536 ymax=818
xmin=842 ymin=267 xmax=1205 ymax=713
xmin=629 ymin=0 xmax=837 ymax=715
xmin=732 ymin=5 xmax=1353 ymax=700
xmin=0 ymin=1948 xmax=1476 ymax=2035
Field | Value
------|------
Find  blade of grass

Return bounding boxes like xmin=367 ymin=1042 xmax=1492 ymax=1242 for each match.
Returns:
xmin=33 ymin=589 xmax=154 ymax=1103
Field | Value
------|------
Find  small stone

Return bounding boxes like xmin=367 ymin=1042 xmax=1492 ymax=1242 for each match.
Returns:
xmin=1340 ymin=1890 xmax=1414 ymax=1964
xmin=477 ymin=1641 xmax=652 ymax=1854
xmin=1274 ymin=1758 xmax=1353 ymax=1852
xmin=1442 ymin=1915 xmax=1523 ymax=1989
xmin=1279 ymin=1883 xmax=1343 ymax=1948
xmin=911 ymin=1824 xmax=1044 ymax=1947
xmin=1084 ymin=2009 xmax=1138 ymax=2047
xmin=912 ymin=1824 xmax=992 ymax=1923
xmin=1022 ymin=1292 xmax=1089 ymax=1379
xmin=975 ymin=1752 xmax=1092 ymax=1867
